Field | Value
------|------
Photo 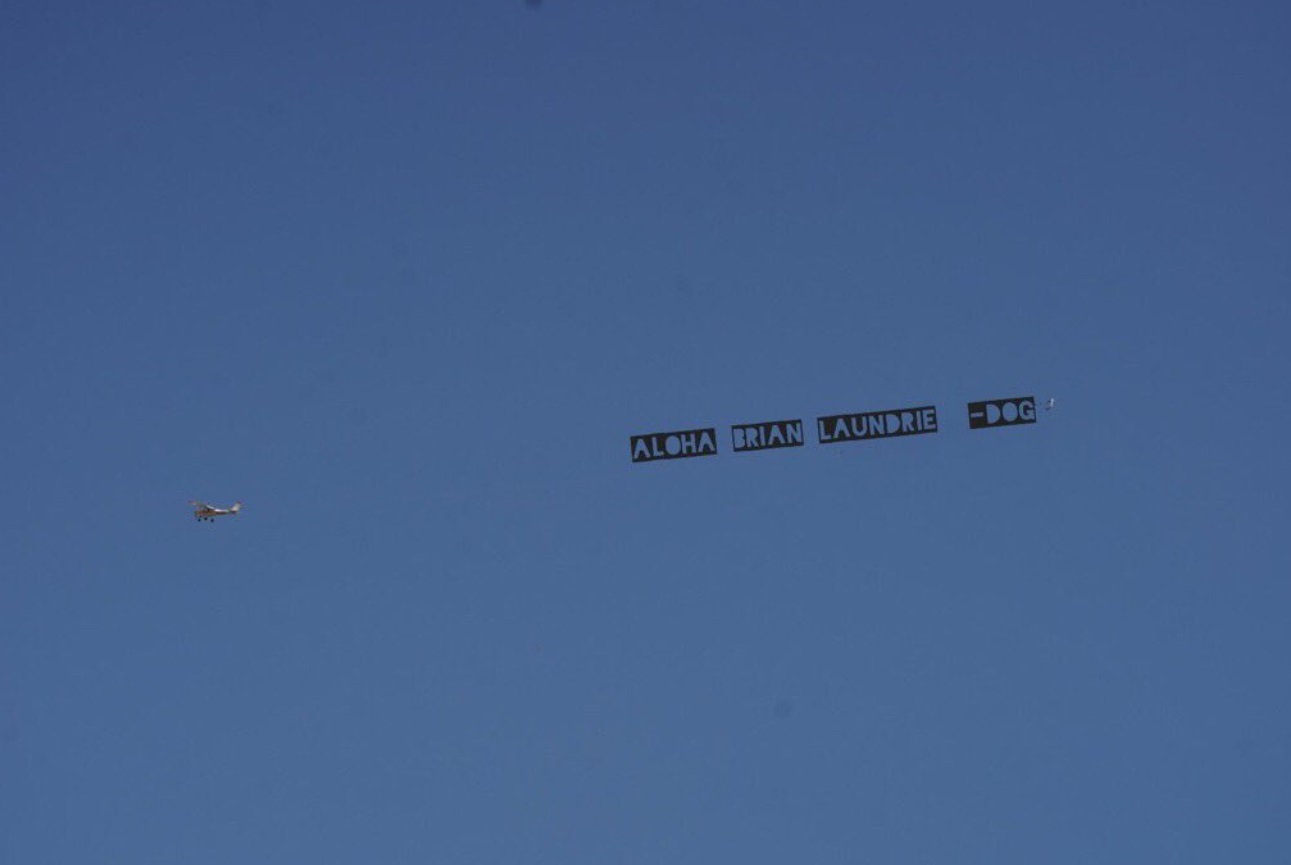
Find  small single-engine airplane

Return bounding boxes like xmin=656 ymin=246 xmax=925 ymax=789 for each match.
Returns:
xmin=191 ymin=501 xmax=242 ymax=522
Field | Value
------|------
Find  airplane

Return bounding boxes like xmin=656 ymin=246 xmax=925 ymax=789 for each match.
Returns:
xmin=191 ymin=501 xmax=242 ymax=522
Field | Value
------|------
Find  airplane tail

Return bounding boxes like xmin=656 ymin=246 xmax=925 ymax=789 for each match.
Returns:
xmin=231 ymin=502 xmax=242 ymax=513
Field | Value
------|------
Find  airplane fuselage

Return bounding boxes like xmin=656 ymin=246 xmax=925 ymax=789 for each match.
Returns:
xmin=192 ymin=502 xmax=241 ymax=522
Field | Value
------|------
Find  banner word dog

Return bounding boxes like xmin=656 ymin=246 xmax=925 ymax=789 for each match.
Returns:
xmin=967 ymin=396 xmax=1036 ymax=430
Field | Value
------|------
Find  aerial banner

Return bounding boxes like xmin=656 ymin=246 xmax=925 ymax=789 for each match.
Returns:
xmin=629 ymin=393 xmax=1045 ymax=463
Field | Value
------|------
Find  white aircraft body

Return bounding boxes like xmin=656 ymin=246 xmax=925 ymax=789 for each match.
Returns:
xmin=191 ymin=501 xmax=242 ymax=522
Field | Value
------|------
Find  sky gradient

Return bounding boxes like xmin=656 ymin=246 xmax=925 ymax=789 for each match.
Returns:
xmin=3 ymin=2 xmax=1289 ymax=862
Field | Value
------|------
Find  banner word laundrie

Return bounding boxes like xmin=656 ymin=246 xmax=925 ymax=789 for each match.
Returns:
xmin=630 ymin=396 xmax=1038 ymax=463
xmin=816 ymin=405 xmax=938 ymax=444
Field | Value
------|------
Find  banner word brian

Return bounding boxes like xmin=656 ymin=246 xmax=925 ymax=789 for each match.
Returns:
xmin=731 ymin=419 xmax=804 ymax=453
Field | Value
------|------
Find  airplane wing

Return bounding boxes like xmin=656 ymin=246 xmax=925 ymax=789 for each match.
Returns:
xmin=190 ymin=501 xmax=209 ymax=509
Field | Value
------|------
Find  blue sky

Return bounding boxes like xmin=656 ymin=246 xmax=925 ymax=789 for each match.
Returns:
xmin=2 ymin=1 xmax=1289 ymax=862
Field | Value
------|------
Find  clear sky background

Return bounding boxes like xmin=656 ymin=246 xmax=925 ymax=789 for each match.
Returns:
xmin=2 ymin=1 xmax=1289 ymax=862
